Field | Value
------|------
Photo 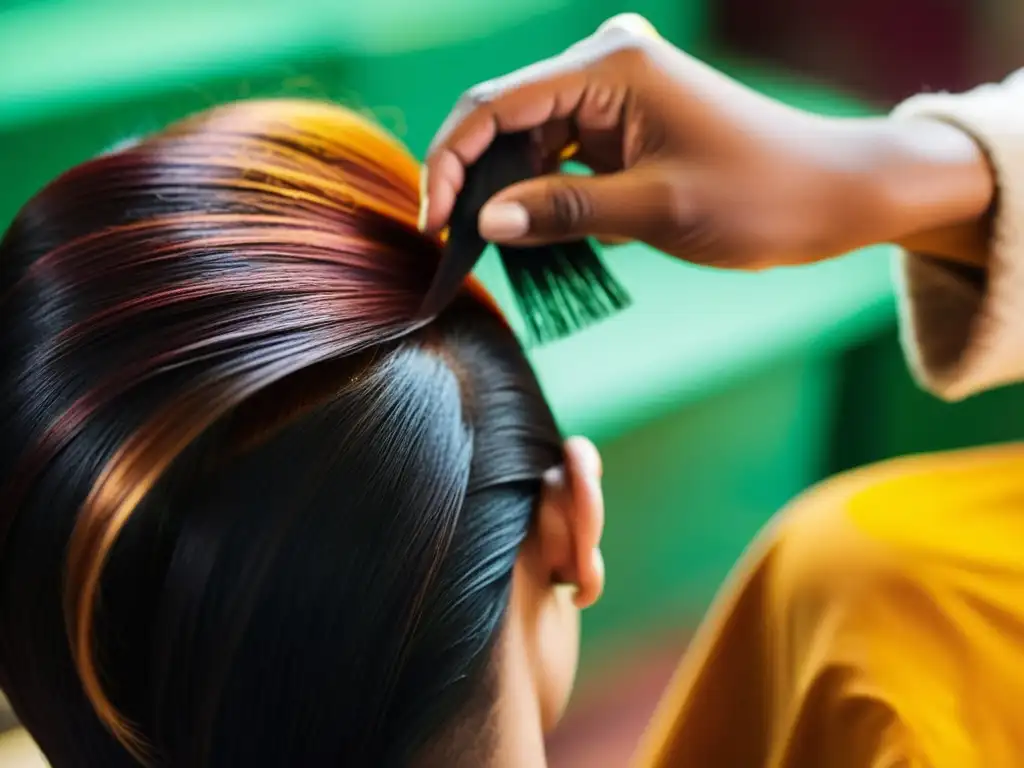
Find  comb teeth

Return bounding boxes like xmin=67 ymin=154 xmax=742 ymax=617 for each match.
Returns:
xmin=420 ymin=130 xmax=631 ymax=345
xmin=498 ymin=241 xmax=630 ymax=345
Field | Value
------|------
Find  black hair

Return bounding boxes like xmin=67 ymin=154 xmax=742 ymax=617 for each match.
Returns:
xmin=0 ymin=99 xmax=562 ymax=766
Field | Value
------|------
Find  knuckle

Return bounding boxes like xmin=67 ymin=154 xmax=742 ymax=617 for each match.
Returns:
xmin=592 ymin=45 xmax=660 ymax=94
xmin=430 ymin=85 xmax=502 ymax=154
xmin=462 ymin=82 xmax=499 ymax=107
xmin=547 ymin=182 xmax=594 ymax=235
xmin=579 ymin=79 xmax=630 ymax=127
xmin=580 ymin=16 xmax=663 ymax=74
xmin=659 ymin=179 xmax=700 ymax=231
xmin=656 ymin=180 xmax=721 ymax=252
xmin=596 ymin=13 xmax=659 ymax=43
xmin=610 ymin=44 xmax=658 ymax=74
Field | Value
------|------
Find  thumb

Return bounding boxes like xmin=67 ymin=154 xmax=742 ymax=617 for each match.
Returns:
xmin=478 ymin=166 xmax=685 ymax=246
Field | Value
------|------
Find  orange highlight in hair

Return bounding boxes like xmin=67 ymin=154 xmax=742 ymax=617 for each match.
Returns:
xmin=52 ymin=99 xmax=503 ymax=759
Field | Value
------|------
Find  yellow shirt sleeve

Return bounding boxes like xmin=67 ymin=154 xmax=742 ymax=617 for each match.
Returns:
xmin=635 ymin=443 xmax=1024 ymax=768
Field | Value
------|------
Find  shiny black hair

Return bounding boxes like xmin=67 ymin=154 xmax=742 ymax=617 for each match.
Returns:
xmin=0 ymin=99 xmax=562 ymax=766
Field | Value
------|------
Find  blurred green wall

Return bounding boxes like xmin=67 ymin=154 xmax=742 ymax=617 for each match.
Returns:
xmin=0 ymin=0 xmax=881 ymax=668
xmin=831 ymin=329 xmax=1024 ymax=472
xmin=7 ymin=0 xmax=1023 ymax=677
xmin=0 ymin=0 xmax=707 ymax=227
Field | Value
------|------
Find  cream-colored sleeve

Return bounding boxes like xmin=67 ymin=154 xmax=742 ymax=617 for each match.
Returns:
xmin=0 ymin=729 xmax=48 ymax=768
xmin=891 ymin=70 xmax=1024 ymax=400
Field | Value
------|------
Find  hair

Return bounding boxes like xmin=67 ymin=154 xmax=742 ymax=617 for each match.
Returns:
xmin=0 ymin=99 xmax=563 ymax=766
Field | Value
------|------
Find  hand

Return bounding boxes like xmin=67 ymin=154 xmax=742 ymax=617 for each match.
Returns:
xmin=420 ymin=14 xmax=994 ymax=270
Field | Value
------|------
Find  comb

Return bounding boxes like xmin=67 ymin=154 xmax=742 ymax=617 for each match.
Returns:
xmin=419 ymin=131 xmax=630 ymax=345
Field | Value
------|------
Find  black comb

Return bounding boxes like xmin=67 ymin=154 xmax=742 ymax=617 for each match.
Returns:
xmin=419 ymin=131 xmax=630 ymax=345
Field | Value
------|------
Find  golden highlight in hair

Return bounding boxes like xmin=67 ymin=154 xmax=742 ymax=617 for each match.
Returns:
xmin=40 ymin=100 xmax=497 ymax=758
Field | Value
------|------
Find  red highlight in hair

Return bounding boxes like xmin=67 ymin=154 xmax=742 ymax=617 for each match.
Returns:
xmin=1 ymin=99 xmax=505 ymax=759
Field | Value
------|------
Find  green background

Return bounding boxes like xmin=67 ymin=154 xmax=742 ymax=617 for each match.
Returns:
xmin=4 ymin=0 xmax=1024 ymax=673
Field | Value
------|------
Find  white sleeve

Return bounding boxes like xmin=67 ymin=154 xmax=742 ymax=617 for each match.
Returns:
xmin=891 ymin=70 xmax=1024 ymax=400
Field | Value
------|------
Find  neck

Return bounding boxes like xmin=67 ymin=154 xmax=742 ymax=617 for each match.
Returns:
xmin=489 ymin=620 xmax=549 ymax=768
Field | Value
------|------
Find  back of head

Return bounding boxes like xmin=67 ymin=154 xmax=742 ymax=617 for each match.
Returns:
xmin=0 ymin=100 xmax=562 ymax=766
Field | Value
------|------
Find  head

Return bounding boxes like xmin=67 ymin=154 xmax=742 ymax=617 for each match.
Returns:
xmin=0 ymin=100 xmax=605 ymax=767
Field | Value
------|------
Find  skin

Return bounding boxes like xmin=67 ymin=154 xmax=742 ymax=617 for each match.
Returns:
xmin=420 ymin=14 xmax=996 ymax=271
xmin=0 ymin=437 xmax=606 ymax=768
xmin=492 ymin=436 xmax=606 ymax=768
xmin=419 ymin=13 xmax=1000 ymax=763
xmin=0 ymin=17 xmax=998 ymax=765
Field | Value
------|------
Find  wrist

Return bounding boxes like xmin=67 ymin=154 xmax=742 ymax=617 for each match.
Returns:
xmin=861 ymin=117 xmax=996 ymax=265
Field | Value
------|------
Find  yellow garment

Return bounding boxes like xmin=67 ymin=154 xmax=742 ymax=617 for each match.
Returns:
xmin=9 ymin=445 xmax=1024 ymax=767
xmin=636 ymin=442 xmax=1024 ymax=768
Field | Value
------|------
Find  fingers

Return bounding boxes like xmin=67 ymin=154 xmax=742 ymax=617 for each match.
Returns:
xmin=425 ymin=13 xmax=651 ymax=156
xmin=420 ymin=71 xmax=590 ymax=234
xmin=477 ymin=163 xmax=684 ymax=245
xmin=420 ymin=13 xmax=664 ymax=235
xmin=596 ymin=12 xmax=661 ymax=40
xmin=595 ymin=235 xmax=633 ymax=247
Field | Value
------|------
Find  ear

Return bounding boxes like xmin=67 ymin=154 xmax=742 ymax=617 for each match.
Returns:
xmin=535 ymin=437 xmax=605 ymax=609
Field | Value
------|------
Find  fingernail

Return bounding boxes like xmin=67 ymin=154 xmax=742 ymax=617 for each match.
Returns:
xmin=417 ymin=169 xmax=429 ymax=232
xmin=479 ymin=202 xmax=529 ymax=241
